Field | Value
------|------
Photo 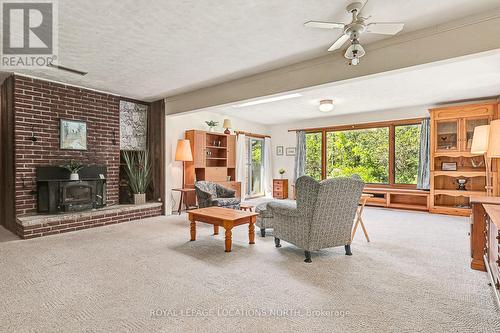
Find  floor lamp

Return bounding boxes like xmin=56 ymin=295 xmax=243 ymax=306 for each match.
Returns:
xmin=471 ymin=121 xmax=500 ymax=196
xmin=175 ymin=139 xmax=193 ymax=187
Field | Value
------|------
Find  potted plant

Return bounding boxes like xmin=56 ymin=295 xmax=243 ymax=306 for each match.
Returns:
xmin=205 ymin=120 xmax=218 ymax=132
xmin=278 ymin=168 xmax=286 ymax=179
xmin=62 ymin=160 xmax=85 ymax=180
xmin=122 ymin=150 xmax=151 ymax=205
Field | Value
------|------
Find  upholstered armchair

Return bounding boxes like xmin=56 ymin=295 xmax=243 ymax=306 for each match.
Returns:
xmin=268 ymin=175 xmax=364 ymax=263
xmin=194 ymin=181 xmax=241 ymax=209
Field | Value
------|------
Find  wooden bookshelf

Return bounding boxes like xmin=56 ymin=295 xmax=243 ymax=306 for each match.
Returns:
xmin=184 ymin=130 xmax=240 ymax=206
xmin=429 ymin=101 xmax=499 ymax=216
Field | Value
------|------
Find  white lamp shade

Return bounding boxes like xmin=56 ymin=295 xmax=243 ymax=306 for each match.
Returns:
xmin=175 ymin=139 xmax=193 ymax=162
xmin=470 ymin=125 xmax=490 ymax=155
xmin=223 ymin=119 xmax=232 ymax=129
xmin=487 ymin=120 xmax=500 ymax=158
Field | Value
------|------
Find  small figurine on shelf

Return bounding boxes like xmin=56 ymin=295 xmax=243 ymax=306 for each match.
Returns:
xmin=278 ymin=168 xmax=286 ymax=179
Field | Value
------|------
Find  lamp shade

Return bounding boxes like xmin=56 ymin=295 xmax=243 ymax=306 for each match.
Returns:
xmin=175 ymin=139 xmax=193 ymax=162
xmin=223 ymin=119 xmax=232 ymax=129
xmin=487 ymin=120 xmax=500 ymax=158
xmin=470 ymin=125 xmax=490 ymax=155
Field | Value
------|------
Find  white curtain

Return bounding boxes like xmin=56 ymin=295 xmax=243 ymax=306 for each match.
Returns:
xmin=294 ymin=131 xmax=306 ymax=183
xmin=236 ymin=134 xmax=246 ymax=200
xmin=417 ymin=118 xmax=431 ymax=190
xmin=263 ymin=137 xmax=274 ymax=197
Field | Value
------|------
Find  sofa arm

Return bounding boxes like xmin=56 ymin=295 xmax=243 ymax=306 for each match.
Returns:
xmin=216 ymin=185 xmax=236 ymax=198
xmin=195 ymin=188 xmax=213 ymax=202
xmin=268 ymin=201 xmax=302 ymax=218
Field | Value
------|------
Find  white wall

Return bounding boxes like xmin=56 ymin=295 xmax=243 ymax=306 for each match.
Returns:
xmin=270 ymin=106 xmax=430 ymax=195
xmin=165 ymin=111 xmax=270 ymax=214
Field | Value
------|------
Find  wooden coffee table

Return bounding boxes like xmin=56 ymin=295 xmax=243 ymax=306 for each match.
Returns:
xmin=188 ymin=207 xmax=258 ymax=252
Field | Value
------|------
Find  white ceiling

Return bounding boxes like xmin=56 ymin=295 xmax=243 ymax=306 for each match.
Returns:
xmin=6 ymin=0 xmax=500 ymax=101
xmin=211 ymin=51 xmax=500 ymax=125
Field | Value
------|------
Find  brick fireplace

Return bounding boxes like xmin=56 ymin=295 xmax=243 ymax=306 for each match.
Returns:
xmin=0 ymin=75 xmax=163 ymax=238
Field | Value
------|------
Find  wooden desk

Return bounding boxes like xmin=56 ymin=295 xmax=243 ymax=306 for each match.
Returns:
xmin=188 ymin=207 xmax=258 ymax=252
xmin=351 ymin=193 xmax=373 ymax=243
xmin=482 ymin=204 xmax=500 ymax=307
xmin=470 ymin=196 xmax=500 ymax=271
xmin=172 ymin=188 xmax=196 ymax=215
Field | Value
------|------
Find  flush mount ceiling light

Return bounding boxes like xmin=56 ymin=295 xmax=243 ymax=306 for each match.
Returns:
xmin=233 ymin=93 xmax=302 ymax=108
xmin=319 ymin=99 xmax=334 ymax=112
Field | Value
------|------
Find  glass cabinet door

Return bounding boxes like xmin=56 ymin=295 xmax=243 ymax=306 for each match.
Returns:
xmin=436 ymin=120 xmax=458 ymax=151
xmin=464 ymin=118 xmax=489 ymax=151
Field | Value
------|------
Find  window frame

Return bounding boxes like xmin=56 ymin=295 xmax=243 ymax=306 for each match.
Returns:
xmin=304 ymin=131 xmax=324 ymax=181
xmin=300 ymin=118 xmax=423 ymax=189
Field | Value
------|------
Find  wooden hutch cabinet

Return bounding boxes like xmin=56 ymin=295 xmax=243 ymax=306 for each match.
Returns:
xmin=183 ymin=130 xmax=241 ymax=206
xmin=429 ymin=101 xmax=498 ymax=216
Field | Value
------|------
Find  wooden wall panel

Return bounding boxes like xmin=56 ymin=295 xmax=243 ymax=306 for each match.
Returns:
xmin=0 ymin=76 xmax=15 ymax=232
xmin=147 ymin=100 xmax=166 ymax=214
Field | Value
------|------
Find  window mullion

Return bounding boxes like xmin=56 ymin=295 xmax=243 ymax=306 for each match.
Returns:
xmin=389 ymin=125 xmax=395 ymax=186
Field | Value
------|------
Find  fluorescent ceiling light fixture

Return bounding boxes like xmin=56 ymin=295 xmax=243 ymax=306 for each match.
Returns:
xmin=319 ymin=99 xmax=334 ymax=112
xmin=233 ymin=93 xmax=302 ymax=108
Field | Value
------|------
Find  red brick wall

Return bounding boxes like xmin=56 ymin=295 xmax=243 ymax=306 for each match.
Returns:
xmin=13 ymin=75 xmax=121 ymax=216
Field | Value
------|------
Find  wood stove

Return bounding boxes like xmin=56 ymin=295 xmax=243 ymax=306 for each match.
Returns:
xmin=36 ymin=166 xmax=107 ymax=214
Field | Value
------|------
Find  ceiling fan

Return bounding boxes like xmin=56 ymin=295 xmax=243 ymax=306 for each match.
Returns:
xmin=304 ymin=1 xmax=404 ymax=65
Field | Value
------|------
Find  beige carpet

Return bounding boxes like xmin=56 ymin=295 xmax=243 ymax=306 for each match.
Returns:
xmin=0 ymin=208 xmax=499 ymax=332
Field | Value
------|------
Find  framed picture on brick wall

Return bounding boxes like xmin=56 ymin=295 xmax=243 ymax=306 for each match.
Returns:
xmin=60 ymin=119 xmax=87 ymax=150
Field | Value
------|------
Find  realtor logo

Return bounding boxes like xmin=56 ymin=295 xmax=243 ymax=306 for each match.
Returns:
xmin=1 ymin=0 xmax=58 ymax=68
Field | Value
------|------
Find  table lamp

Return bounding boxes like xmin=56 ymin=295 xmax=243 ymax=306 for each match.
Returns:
xmin=175 ymin=139 xmax=193 ymax=187
xmin=471 ymin=123 xmax=496 ymax=196
xmin=223 ymin=119 xmax=232 ymax=134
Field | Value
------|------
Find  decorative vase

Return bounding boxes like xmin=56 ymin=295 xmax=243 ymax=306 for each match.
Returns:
xmin=208 ymin=127 xmax=215 ymax=132
xmin=70 ymin=173 xmax=79 ymax=181
xmin=134 ymin=193 xmax=146 ymax=205
xmin=456 ymin=178 xmax=468 ymax=191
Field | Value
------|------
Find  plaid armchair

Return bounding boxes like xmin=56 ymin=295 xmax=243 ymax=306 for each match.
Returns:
xmin=269 ymin=175 xmax=364 ymax=263
xmin=194 ymin=181 xmax=241 ymax=209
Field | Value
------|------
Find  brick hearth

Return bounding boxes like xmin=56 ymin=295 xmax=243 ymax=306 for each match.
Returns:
xmin=16 ymin=203 xmax=163 ymax=239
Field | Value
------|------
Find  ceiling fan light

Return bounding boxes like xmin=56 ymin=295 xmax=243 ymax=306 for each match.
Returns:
xmin=319 ymin=99 xmax=334 ymax=112
xmin=345 ymin=40 xmax=366 ymax=60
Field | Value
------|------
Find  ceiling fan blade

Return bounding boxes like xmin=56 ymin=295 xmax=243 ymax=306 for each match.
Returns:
xmin=48 ymin=63 xmax=88 ymax=76
xmin=328 ymin=34 xmax=350 ymax=52
xmin=304 ymin=21 xmax=345 ymax=30
xmin=366 ymin=22 xmax=404 ymax=35
xmin=360 ymin=0 xmax=369 ymax=14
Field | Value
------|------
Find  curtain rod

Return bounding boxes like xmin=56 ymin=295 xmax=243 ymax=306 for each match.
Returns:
xmin=288 ymin=117 xmax=426 ymax=132
xmin=235 ymin=131 xmax=271 ymax=139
